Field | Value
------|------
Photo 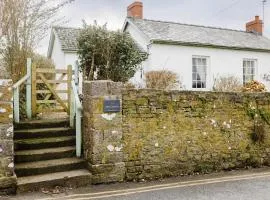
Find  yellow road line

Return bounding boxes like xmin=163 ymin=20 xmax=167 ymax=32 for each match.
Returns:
xmin=38 ymin=171 xmax=270 ymax=200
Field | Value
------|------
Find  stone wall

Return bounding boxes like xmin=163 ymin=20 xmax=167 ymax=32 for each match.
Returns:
xmin=83 ymin=81 xmax=270 ymax=183
xmin=0 ymin=79 xmax=16 ymax=194
xmin=83 ymin=81 xmax=125 ymax=184
xmin=122 ymin=90 xmax=270 ymax=180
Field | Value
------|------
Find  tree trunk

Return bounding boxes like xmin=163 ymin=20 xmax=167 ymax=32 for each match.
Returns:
xmin=106 ymin=59 xmax=110 ymax=80
xmin=88 ymin=53 xmax=95 ymax=80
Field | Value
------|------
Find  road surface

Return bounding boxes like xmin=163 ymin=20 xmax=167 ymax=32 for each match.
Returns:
xmin=4 ymin=168 xmax=270 ymax=200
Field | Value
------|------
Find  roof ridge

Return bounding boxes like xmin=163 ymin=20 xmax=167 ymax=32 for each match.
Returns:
xmin=133 ymin=18 xmax=250 ymax=34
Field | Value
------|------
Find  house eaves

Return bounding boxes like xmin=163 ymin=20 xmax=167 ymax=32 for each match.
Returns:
xmin=152 ymin=40 xmax=270 ymax=53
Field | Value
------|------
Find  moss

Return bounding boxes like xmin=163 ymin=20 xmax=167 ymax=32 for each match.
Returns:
xmin=91 ymin=98 xmax=104 ymax=113
xmin=121 ymin=90 xmax=270 ymax=180
xmin=136 ymin=98 xmax=148 ymax=106
xmin=259 ymin=108 xmax=270 ymax=125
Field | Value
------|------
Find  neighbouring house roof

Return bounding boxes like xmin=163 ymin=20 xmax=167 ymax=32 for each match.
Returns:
xmin=53 ymin=26 xmax=81 ymax=51
xmin=47 ymin=26 xmax=147 ymax=58
xmin=124 ymin=17 xmax=270 ymax=52
xmin=47 ymin=26 xmax=81 ymax=58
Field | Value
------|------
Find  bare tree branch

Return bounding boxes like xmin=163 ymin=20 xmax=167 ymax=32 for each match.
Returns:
xmin=0 ymin=0 xmax=75 ymax=81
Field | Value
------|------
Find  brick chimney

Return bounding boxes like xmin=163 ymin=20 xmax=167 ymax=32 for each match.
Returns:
xmin=127 ymin=1 xmax=143 ymax=19
xmin=246 ymin=16 xmax=263 ymax=35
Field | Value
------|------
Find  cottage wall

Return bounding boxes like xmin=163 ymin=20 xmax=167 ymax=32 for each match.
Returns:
xmin=146 ymin=44 xmax=270 ymax=91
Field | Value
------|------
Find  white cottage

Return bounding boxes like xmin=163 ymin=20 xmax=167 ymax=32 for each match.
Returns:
xmin=47 ymin=26 xmax=82 ymax=93
xmin=123 ymin=1 xmax=270 ymax=90
xmin=47 ymin=26 xmax=80 ymax=70
xmin=48 ymin=1 xmax=270 ymax=91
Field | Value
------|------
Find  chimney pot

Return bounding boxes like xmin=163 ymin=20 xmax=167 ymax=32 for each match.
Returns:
xmin=255 ymin=16 xmax=260 ymax=21
xmin=246 ymin=16 xmax=263 ymax=35
xmin=127 ymin=1 xmax=143 ymax=19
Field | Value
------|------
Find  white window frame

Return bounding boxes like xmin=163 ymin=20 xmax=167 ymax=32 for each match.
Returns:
xmin=192 ymin=56 xmax=209 ymax=89
xmin=243 ymin=59 xmax=257 ymax=85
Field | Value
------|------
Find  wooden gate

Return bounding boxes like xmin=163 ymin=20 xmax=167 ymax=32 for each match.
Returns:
xmin=31 ymin=65 xmax=72 ymax=116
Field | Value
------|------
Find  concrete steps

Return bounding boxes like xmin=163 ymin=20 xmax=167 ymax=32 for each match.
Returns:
xmin=17 ymin=169 xmax=92 ymax=193
xmin=14 ymin=127 xmax=74 ymax=139
xmin=14 ymin=119 xmax=91 ymax=192
xmin=15 ymin=136 xmax=76 ymax=150
xmin=16 ymin=158 xmax=86 ymax=177
xmin=14 ymin=119 xmax=69 ymax=129
xmin=15 ymin=146 xmax=76 ymax=163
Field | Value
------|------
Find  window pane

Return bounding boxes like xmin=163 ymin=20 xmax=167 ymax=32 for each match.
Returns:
xmin=192 ymin=81 xmax=197 ymax=88
xmin=192 ymin=73 xmax=197 ymax=80
xmin=197 ymin=73 xmax=201 ymax=81
xmin=247 ymin=67 xmax=251 ymax=74
xmin=192 ymin=65 xmax=197 ymax=72
xmin=247 ymin=61 xmax=251 ymax=68
xmin=243 ymin=59 xmax=256 ymax=85
xmin=192 ymin=57 xmax=208 ymax=88
xmin=192 ymin=58 xmax=196 ymax=66
xmin=250 ymin=61 xmax=254 ymax=68
xmin=243 ymin=61 xmax=247 ymax=68
xmin=202 ymin=81 xmax=206 ymax=88
xmin=247 ymin=75 xmax=252 ymax=82
xmin=251 ymin=66 xmax=255 ymax=74
xmin=197 ymin=58 xmax=202 ymax=65
xmin=197 ymin=82 xmax=202 ymax=88
xmin=202 ymin=58 xmax=207 ymax=66
xmin=201 ymin=74 xmax=206 ymax=81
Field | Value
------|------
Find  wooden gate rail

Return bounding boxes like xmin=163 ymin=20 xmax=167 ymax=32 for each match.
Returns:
xmin=31 ymin=65 xmax=72 ymax=116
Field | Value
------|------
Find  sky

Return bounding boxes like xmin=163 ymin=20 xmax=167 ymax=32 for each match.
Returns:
xmin=37 ymin=0 xmax=270 ymax=55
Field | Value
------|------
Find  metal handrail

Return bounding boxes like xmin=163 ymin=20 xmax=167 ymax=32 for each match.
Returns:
xmin=13 ymin=58 xmax=32 ymax=123
xmin=72 ymin=81 xmax=82 ymax=110
xmin=13 ymin=74 xmax=30 ymax=123
xmin=12 ymin=74 xmax=29 ymax=89
xmin=70 ymin=79 xmax=82 ymax=157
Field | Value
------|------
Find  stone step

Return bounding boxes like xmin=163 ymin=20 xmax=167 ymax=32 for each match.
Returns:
xmin=14 ymin=119 xmax=69 ymax=130
xmin=17 ymin=169 xmax=92 ymax=193
xmin=14 ymin=127 xmax=74 ymax=140
xmin=15 ymin=136 xmax=76 ymax=150
xmin=15 ymin=158 xmax=85 ymax=177
xmin=15 ymin=146 xmax=76 ymax=163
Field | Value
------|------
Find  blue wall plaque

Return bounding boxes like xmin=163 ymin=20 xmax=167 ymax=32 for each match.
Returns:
xmin=103 ymin=100 xmax=121 ymax=113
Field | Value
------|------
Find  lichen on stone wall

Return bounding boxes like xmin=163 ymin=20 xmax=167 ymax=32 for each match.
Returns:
xmin=0 ymin=79 xmax=16 ymax=194
xmin=83 ymin=81 xmax=270 ymax=183
xmin=122 ymin=90 xmax=270 ymax=181
xmin=0 ymin=80 xmax=13 ymax=123
xmin=83 ymin=81 xmax=125 ymax=184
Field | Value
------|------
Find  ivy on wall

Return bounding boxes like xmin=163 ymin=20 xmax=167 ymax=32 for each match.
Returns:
xmin=245 ymin=101 xmax=270 ymax=143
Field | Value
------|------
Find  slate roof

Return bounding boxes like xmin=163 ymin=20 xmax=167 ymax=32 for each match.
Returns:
xmin=52 ymin=26 xmax=147 ymax=54
xmin=127 ymin=18 xmax=270 ymax=52
xmin=53 ymin=26 xmax=81 ymax=51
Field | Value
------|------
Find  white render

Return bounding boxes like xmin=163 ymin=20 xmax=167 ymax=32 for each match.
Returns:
xmin=124 ymin=20 xmax=270 ymax=91
xmin=48 ymin=32 xmax=78 ymax=69
xmin=48 ymin=29 xmax=82 ymax=94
